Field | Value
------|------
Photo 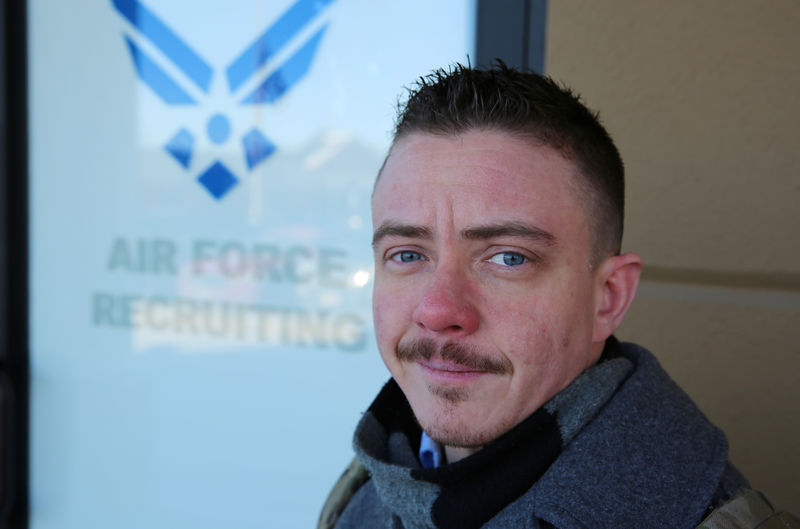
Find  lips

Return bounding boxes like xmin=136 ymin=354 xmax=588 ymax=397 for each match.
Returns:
xmin=415 ymin=357 xmax=488 ymax=383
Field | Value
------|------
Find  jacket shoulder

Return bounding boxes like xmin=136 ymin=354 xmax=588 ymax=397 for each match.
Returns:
xmin=697 ymin=489 xmax=800 ymax=529
xmin=317 ymin=457 xmax=370 ymax=529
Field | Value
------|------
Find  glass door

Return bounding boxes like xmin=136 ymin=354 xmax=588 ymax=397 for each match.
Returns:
xmin=27 ymin=1 xmax=475 ymax=527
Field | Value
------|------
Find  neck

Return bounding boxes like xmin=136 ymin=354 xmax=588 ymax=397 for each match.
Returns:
xmin=444 ymin=444 xmax=481 ymax=463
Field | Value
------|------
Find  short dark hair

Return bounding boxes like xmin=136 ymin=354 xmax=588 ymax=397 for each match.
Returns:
xmin=386 ymin=62 xmax=625 ymax=263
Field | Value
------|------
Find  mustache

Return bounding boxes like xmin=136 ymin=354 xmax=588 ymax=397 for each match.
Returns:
xmin=396 ymin=338 xmax=512 ymax=375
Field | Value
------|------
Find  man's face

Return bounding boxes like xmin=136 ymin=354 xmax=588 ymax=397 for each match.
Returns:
xmin=371 ymin=130 xmax=606 ymax=453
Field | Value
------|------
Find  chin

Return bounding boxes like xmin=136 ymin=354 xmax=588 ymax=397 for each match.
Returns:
xmin=414 ymin=398 xmax=504 ymax=450
xmin=422 ymin=419 xmax=498 ymax=451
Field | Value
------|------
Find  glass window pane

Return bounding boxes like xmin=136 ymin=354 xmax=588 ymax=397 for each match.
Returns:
xmin=28 ymin=1 xmax=475 ymax=527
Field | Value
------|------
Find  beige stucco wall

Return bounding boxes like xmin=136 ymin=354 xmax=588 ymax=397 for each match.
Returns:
xmin=546 ymin=0 xmax=799 ymax=511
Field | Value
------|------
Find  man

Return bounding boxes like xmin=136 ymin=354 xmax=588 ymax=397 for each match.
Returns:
xmin=319 ymin=63 xmax=793 ymax=529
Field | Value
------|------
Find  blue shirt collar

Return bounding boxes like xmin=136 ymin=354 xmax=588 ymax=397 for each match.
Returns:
xmin=419 ymin=430 xmax=444 ymax=469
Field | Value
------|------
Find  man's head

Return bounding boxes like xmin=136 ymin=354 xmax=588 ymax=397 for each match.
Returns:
xmin=379 ymin=62 xmax=625 ymax=264
xmin=371 ymin=64 xmax=642 ymax=462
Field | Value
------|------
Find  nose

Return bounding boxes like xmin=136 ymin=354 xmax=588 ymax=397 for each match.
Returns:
xmin=411 ymin=264 xmax=480 ymax=336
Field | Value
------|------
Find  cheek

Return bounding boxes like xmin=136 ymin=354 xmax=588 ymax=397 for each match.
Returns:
xmin=500 ymin=302 xmax=559 ymax=368
xmin=505 ymin=293 xmax=581 ymax=370
xmin=373 ymin=277 xmax=421 ymax=323
xmin=372 ymin=298 xmax=400 ymax=372
xmin=372 ymin=286 xmax=411 ymax=347
xmin=372 ymin=297 xmax=393 ymax=342
xmin=521 ymin=322 xmax=559 ymax=368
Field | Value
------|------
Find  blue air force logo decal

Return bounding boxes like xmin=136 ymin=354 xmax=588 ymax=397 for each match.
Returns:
xmin=112 ymin=0 xmax=335 ymax=200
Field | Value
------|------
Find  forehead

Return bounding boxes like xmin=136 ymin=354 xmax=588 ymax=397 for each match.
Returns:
xmin=373 ymin=130 xmax=587 ymax=233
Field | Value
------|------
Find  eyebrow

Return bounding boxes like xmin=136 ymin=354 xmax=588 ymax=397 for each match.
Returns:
xmin=461 ymin=222 xmax=556 ymax=246
xmin=372 ymin=220 xmax=555 ymax=247
xmin=372 ymin=222 xmax=432 ymax=247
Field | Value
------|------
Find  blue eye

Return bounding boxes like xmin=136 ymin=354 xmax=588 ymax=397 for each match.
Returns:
xmin=392 ymin=250 xmax=424 ymax=263
xmin=489 ymin=252 xmax=526 ymax=267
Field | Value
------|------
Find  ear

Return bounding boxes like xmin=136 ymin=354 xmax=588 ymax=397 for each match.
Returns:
xmin=592 ymin=252 xmax=643 ymax=343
